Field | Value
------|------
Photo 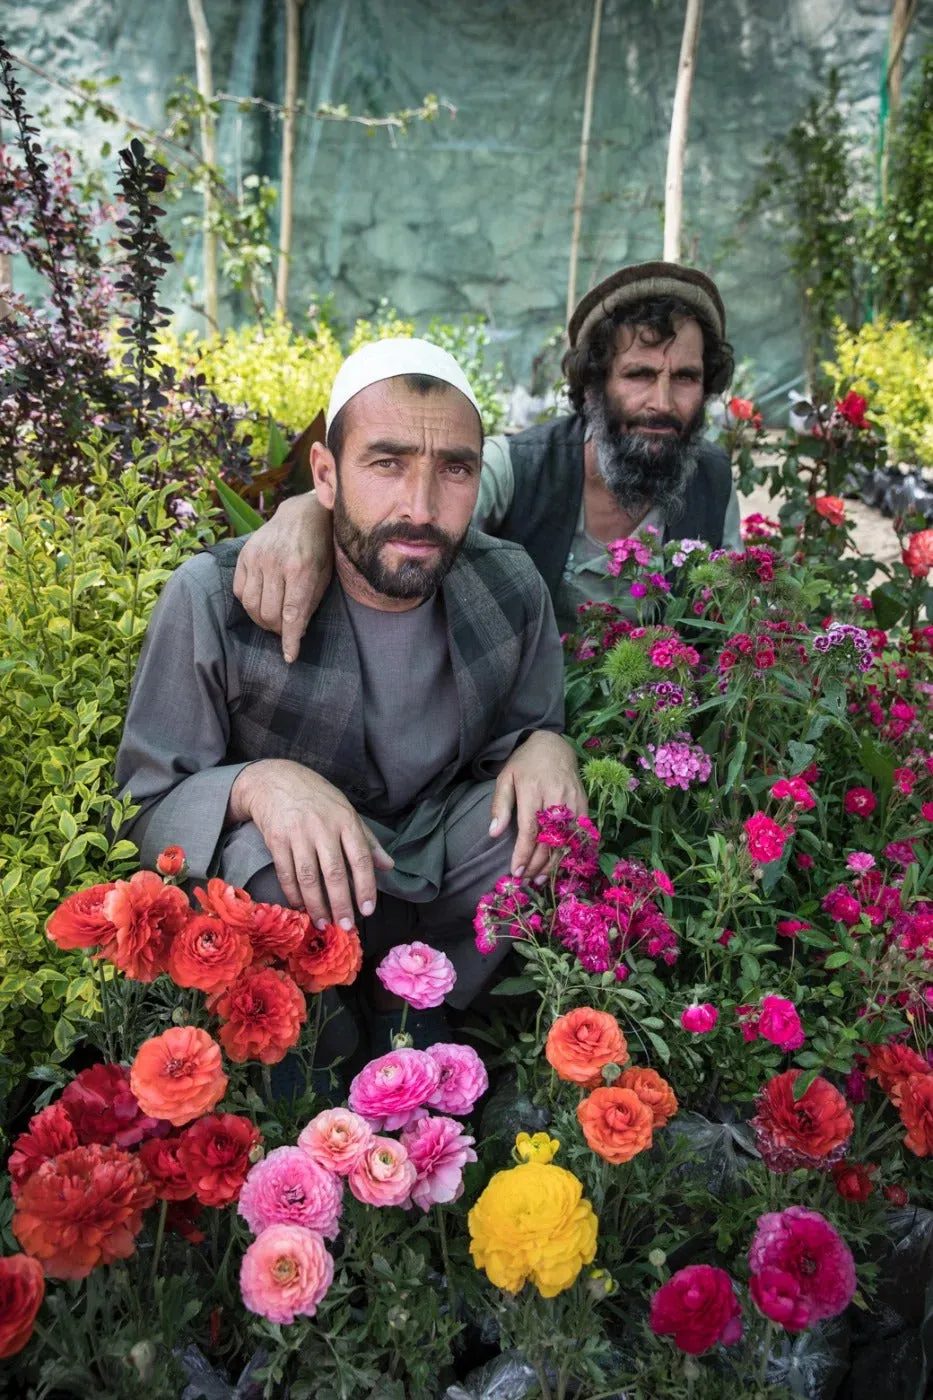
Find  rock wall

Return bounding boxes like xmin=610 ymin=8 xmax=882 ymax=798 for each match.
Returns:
xmin=3 ymin=0 xmax=931 ymax=398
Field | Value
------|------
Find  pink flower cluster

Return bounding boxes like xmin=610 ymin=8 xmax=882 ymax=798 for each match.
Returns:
xmin=639 ymin=734 xmax=712 ymax=791
xmin=737 ymin=996 xmax=805 ymax=1051
xmin=744 ymin=813 xmax=793 ymax=865
xmin=606 ymin=536 xmax=653 ymax=574
xmin=771 ymin=776 xmax=815 ymax=811
xmin=648 ymin=635 xmax=700 ymax=669
xmin=749 ymin=1207 xmax=856 ymax=1332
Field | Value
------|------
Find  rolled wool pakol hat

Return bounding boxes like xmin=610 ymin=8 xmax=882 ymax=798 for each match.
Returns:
xmin=568 ymin=261 xmax=727 ymax=349
xmin=325 ymin=336 xmax=481 ymax=428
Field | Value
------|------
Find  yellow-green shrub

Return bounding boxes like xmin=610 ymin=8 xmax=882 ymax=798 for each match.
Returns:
xmin=825 ymin=318 xmax=933 ymax=467
xmin=0 ymin=453 xmax=215 ymax=1096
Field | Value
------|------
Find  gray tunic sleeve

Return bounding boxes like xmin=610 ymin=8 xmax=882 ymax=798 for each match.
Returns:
xmin=114 ymin=552 xmax=253 ymax=879
xmin=470 ymin=569 xmax=566 ymax=777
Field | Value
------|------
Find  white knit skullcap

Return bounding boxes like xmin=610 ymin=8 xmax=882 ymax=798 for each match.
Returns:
xmin=326 ymin=337 xmax=481 ymax=428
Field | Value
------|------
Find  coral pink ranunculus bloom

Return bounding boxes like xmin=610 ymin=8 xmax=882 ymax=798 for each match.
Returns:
xmin=376 ymin=941 xmax=457 ymax=1010
xmin=744 ymin=813 xmax=790 ymax=865
xmin=130 ymin=1027 xmax=228 ymax=1128
xmin=757 ymin=995 xmax=805 ymax=1052
xmin=297 ymin=1108 xmax=374 ymax=1176
xmin=748 ymin=1206 xmax=856 ymax=1331
xmin=348 ymin=1137 xmax=417 ymax=1207
xmin=649 ymin=1264 xmax=743 ymax=1355
xmin=240 ymin=1223 xmax=334 ymax=1324
xmin=400 ymin=1115 xmax=477 ymax=1211
xmin=425 ymin=1043 xmax=489 ymax=1116
xmin=101 ymin=870 xmax=190 ymax=982
xmin=680 ymin=1003 xmax=718 ymax=1034
xmin=45 ymin=883 xmax=117 ymax=952
xmin=238 ymin=1146 xmax=343 ymax=1239
xmin=348 ymin=1048 xmax=441 ymax=1131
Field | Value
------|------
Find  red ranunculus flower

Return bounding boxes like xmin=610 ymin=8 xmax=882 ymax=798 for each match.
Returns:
xmin=813 ymin=495 xmax=846 ymax=526
xmin=138 ymin=1135 xmax=195 ymax=1201
xmin=12 ymin=1144 xmax=155 ymax=1279
xmin=896 ymin=1074 xmax=933 ymax=1157
xmin=8 ymin=1103 xmax=79 ymax=1196
xmin=903 ymin=529 xmax=933 ymax=579
xmin=167 ymin=913 xmax=252 ymax=994
xmin=287 ymin=921 xmax=363 ymax=993
xmin=884 ymin=1183 xmax=909 ymax=1206
xmin=844 ymin=787 xmax=876 ymax=818
xmin=195 ymin=877 xmax=255 ymax=929
xmin=0 ymin=1255 xmax=45 ymax=1359
xmin=213 ymin=965 xmax=307 ymax=1064
xmin=649 ymin=1264 xmax=743 ymax=1355
xmin=831 ymin=1161 xmax=875 ymax=1202
xmin=750 ymin=1070 xmax=853 ymax=1173
xmin=837 ymin=391 xmax=869 ymax=430
xmin=60 ymin=1063 xmax=166 ymax=1148
xmin=45 ymin=883 xmax=117 ymax=952
xmin=165 ymin=1197 xmax=206 ymax=1244
xmin=247 ymin=902 xmax=310 ymax=962
xmin=864 ymin=1043 xmax=931 ymax=1099
xmin=177 ymin=1113 xmax=262 ymax=1207
xmin=101 ymin=870 xmax=190 ymax=981
xmin=155 ymin=846 xmax=187 ymax=878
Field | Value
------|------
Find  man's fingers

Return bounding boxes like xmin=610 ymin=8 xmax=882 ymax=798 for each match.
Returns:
xmin=235 ymin=558 xmax=265 ymax=627
xmin=341 ymin=826 xmax=378 ymax=918
xmin=270 ymin=841 xmax=328 ymax=928
xmin=257 ymin=571 xmax=286 ymax=636
xmin=488 ymin=770 xmax=515 ymax=839
xmin=523 ymin=841 xmax=551 ymax=883
xmin=281 ymin=576 xmax=316 ymax=665
xmin=362 ymin=823 xmax=395 ymax=872
xmin=315 ymin=839 xmax=356 ymax=931
xmin=509 ymin=802 xmax=540 ymax=878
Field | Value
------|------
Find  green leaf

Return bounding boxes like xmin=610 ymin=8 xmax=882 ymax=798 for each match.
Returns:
xmin=792 ymin=1066 xmax=821 ymax=1098
xmin=209 ymin=470 xmax=264 ymax=537
xmin=869 ymin=581 xmax=907 ymax=630
xmin=823 ymin=950 xmax=851 ymax=969
xmin=58 ymin=810 xmax=78 ymax=842
xmin=644 ymin=1030 xmax=670 ymax=1064
xmin=489 ymin=975 xmax=537 ymax=997
xmin=266 ymin=416 xmax=290 ymax=470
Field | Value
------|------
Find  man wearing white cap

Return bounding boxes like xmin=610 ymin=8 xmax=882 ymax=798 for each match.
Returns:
xmin=115 ymin=338 xmax=584 ymax=1013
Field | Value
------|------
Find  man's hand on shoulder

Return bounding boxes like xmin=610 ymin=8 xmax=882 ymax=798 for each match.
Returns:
xmin=229 ymin=760 xmax=394 ymax=928
xmin=232 ymin=493 xmax=334 ymax=664
xmin=488 ymin=731 xmax=588 ymax=883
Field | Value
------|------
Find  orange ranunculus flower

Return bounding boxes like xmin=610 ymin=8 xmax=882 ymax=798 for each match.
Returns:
xmin=214 ymin=965 xmax=307 ymax=1064
xmin=545 ymin=1008 xmax=628 ymax=1088
xmin=902 ymin=529 xmax=933 ymax=580
xmin=616 ymin=1067 xmax=678 ymax=1128
xmin=166 ymin=913 xmax=252 ymax=994
xmin=0 ymin=1254 xmax=45 ymax=1358
xmin=195 ymin=877 xmax=256 ymax=929
xmin=45 ymin=883 xmax=117 ymax=952
xmin=101 ymin=870 xmax=190 ymax=982
xmin=864 ymin=1043 xmax=931 ymax=1100
xmin=138 ymin=1136 xmax=195 ymax=1201
xmin=576 ymin=1087 xmax=654 ymax=1164
xmin=813 ymin=495 xmax=846 ymax=526
xmin=248 ymin=903 xmax=310 ymax=962
xmin=155 ymin=846 xmax=187 ymax=878
xmin=750 ymin=1069 xmax=853 ymax=1172
xmin=12 ymin=1144 xmax=155 ymax=1280
xmin=130 ymin=1027 xmax=228 ymax=1127
xmin=177 ymin=1112 xmax=262 ymax=1207
xmin=896 ymin=1073 xmax=933 ymax=1157
xmin=287 ymin=922 xmax=363 ymax=993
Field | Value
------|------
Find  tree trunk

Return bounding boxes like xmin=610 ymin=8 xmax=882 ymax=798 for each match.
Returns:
xmin=663 ymin=0 xmax=703 ymax=263
xmin=881 ymin=0 xmax=917 ymax=203
xmin=275 ymin=0 xmax=303 ymax=316
xmin=565 ymin=0 xmax=603 ymax=324
xmin=187 ymin=0 xmax=219 ymax=329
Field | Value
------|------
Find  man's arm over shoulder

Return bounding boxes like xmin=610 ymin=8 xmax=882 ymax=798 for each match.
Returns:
xmin=115 ymin=551 xmax=253 ymax=878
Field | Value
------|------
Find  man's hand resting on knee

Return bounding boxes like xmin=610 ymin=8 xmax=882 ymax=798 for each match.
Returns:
xmin=228 ymin=760 xmax=394 ymax=928
xmin=233 ymin=493 xmax=333 ymax=664
xmin=488 ymin=731 xmax=588 ymax=883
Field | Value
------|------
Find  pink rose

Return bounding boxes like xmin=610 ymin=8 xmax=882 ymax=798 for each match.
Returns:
xmin=680 ymin=1003 xmax=718 ymax=1034
xmin=348 ymin=1048 xmax=441 ymax=1131
xmin=744 ymin=813 xmax=791 ymax=865
xmin=748 ymin=1206 xmax=856 ymax=1332
xmin=348 ymin=1136 xmax=417 ymax=1207
xmin=240 ymin=1222 xmax=334 ymax=1324
xmin=238 ymin=1146 xmax=343 ymax=1239
xmin=400 ymin=1115 xmax=477 ymax=1211
xmin=425 ymin=1043 xmax=489 ymax=1117
xmin=297 ymin=1108 xmax=374 ymax=1176
xmin=758 ymin=995 xmax=805 ymax=1052
xmin=375 ymin=941 xmax=457 ymax=1011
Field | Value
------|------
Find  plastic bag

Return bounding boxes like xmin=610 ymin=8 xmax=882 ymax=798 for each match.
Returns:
xmin=441 ymin=1350 xmax=543 ymax=1400
xmin=762 ymin=1317 xmax=850 ymax=1398
xmin=180 ymin=1345 xmax=270 ymax=1400
xmin=666 ymin=1110 xmax=759 ymax=1200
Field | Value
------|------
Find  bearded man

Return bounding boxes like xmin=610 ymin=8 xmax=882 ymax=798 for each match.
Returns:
xmin=115 ymin=339 xmax=584 ymax=1015
xmin=233 ymin=261 xmax=741 ymax=651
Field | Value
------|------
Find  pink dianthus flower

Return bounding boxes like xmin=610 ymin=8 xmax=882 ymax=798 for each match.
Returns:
xmin=744 ymin=813 xmax=791 ymax=865
xmin=238 ymin=1146 xmax=343 ymax=1239
xmin=400 ymin=1115 xmax=477 ymax=1211
xmin=376 ymin=941 xmax=457 ymax=1011
xmin=748 ymin=1206 xmax=856 ymax=1332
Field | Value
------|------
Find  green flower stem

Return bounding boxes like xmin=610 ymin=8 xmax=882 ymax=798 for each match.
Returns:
xmin=150 ymin=1197 xmax=168 ymax=1290
xmin=308 ymin=991 xmax=325 ymax=1074
xmin=759 ymin=1319 xmax=776 ymax=1386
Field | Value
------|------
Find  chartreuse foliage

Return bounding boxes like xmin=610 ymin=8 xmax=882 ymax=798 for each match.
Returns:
xmin=826 ymin=318 xmax=933 ymax=468
xmin=0 ymin=453 xmax=215 ymax=1096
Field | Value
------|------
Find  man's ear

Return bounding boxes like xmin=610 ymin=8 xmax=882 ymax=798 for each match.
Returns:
xmin=310 ymin=441 xmax=337 ymax=510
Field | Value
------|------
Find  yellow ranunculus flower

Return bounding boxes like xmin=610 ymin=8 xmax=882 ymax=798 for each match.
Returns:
xmin=468 ymin=1160 xmax=598 ymax=1298
xmin=514 ymin=1131 xmax=560 ymax=1164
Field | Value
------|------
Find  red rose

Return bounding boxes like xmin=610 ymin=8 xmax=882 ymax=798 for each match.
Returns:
xmin=649 ymin=1264 xmax=743 ymax=1355
xmin=8 ymin=1103 xmax=79 ymax=1196
xmin=45 ymin=883 xmax=117 ymax=952
xmin=902 ymin=529 xmax=933 ymax=580
xmin=728 ymin=396 xmax=754 ymax=421
xmin=177 ymin=1113 xmax=262 ymax=1207
xmin=813 ymin=495 xmax=846 ymax=526
xmin=60 ymin=1063 xmax=165 ymax=1148
xmin=0 ymin=1255 xmax=45 ymax=1359
xmin=837 ymin=391 xmax=869 ymax=429
xmin=831 ymin=1161 xmax=875 ymax=1202
xmin=156 ymin=846 xmax=187 ymax=878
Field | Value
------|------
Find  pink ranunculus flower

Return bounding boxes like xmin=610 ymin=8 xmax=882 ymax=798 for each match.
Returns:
xmin=238 ymin=1146 xmax=343 ymax=1240
xmin=680 ymin=1003 xmax=719 ymax=1033
xmin=425 ymin=1043 xmax=489 ymax=1117
xmin=240 ymin=1222 xmax=334 ymax=1324
xmin=375 ymin=941 xmax=457 ymax=1011
xmin=744 ymin=813 xmax=791 ymax=865
xmin=348 ymin=1136 xmax=417 ymax=1208
xmin=348 ymin=1048 xmax=441 ymax=1131
xmin=846 ymin=851 xmax=876 ymax=873
xmin=758 ymin=995 xmax=805 ymax=1052
xmin=748 ymin=1206 xmax=856 ymax=1332
xmin=400 ymin=1115 xmax=477 ymax=1211
xmin=297 ymin=1107 xmax=374 ymax=1176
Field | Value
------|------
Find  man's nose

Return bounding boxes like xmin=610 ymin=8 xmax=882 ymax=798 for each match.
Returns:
xmin=646 ymin=372 xmax=673 ymax=413
xmin=399 ymin=466 xmax=438 ymax=523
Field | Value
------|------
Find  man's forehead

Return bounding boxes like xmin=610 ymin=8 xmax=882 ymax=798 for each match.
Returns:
xmin=613 ymin=317 xmax=704 ymax=362
xmin=342 ymin=378 xmax=482 ymax=443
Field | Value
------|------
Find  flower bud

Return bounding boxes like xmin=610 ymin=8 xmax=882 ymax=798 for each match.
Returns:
xmin=247 ymin=1142 xmax=265 ymax=1165
xmin=128 ymin=1341 xmax=156 ymax=1383
xmin=391 ymin=1031 xmax=414 ymax=1050
xmin=648 ymin=1248 xmax=667 ymax=1269
xmin=171 ymin=1006 xmax=187 ymax=1025
xmin=585 ymin=1267 xmax=616 ymax=1298
xmin=601 ymin=1061 xmax=622 ymax=1085
xmin=156 ymin=845 xmax=187 ymax=880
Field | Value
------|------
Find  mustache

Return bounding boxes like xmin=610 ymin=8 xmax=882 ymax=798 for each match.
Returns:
xmin=370 ymin=521 xmax=454 ymax=548
xmin=624 ymin=413 xmax=684 ymax=434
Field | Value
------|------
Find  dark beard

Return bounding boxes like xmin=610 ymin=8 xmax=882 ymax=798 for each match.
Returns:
xmin=333 ymin=490 xmax=465 ymax=600
xmin=585 ymin=392 xmax=706 ymax=521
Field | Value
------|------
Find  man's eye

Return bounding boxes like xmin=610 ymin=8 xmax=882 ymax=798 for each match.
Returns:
xmin=626 ymin=369 xmax=655 ymax=379
xmin=372 ymin=458 xmax=400 ymax=469
xmin=444 ymin=462 xmax=472 ymax=476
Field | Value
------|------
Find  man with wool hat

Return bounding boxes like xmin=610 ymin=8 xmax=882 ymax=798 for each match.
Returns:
xmin=233 ymin=260 xmax=742 ymax=646
xmin=115 ymin=337 xmax=585 ymax=1013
